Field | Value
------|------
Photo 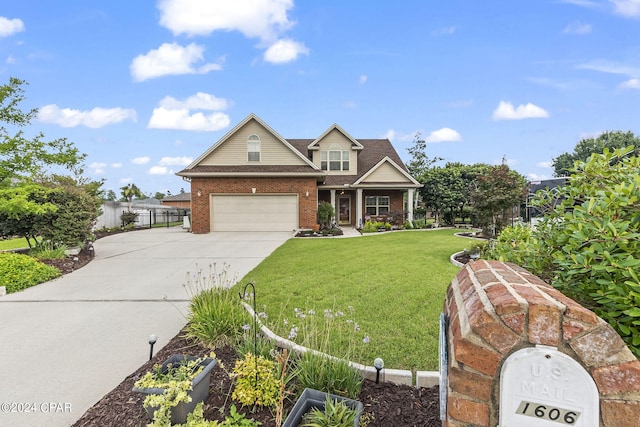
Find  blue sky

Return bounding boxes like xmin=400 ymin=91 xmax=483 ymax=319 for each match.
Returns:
xmin=1 ymin=0 xmax=639 ymax=196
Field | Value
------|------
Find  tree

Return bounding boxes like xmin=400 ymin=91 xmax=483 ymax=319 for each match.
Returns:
xmin=0 ymin=184 xmax=57 ymax=247
xmin=120 ymin=183 xmax=144 ymax=202
xmin=153 ymin=191 xmax=166 ymax=200
xmin=470 ymin=163 xmax=527 ymax=237
xmin=420 ymin=162 xmax=490 ymax=225
xmin=104 ymin=189 xmax=117 ymax=201
xmin=405 ymin=132 xmax=443 ymax=179
xmin=0 ymin=77 xmax=85 ymax=186
xmin=552 ymin=130 xmax=639 ymax=177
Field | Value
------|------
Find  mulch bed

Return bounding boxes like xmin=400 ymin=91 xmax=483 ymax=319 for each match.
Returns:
xmin=71 ymin=330 xmax=441 ymax=426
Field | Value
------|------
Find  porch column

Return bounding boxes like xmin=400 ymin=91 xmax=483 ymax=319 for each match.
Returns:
xmin=407 ymin=189 xmax=414 ymax=223
xmin=356 ymin=188 xmax=363 ymax=228
xmin=330 ymin=190 xmax=336 ymax=223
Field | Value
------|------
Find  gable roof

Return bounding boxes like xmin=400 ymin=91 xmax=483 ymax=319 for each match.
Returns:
xmin=307 ymin=124 xmax=363 ymax=151
xmin=177 ymin=114 xmax=323 ymax=178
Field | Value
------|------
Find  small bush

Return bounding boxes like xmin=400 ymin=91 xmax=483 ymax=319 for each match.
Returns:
xmin=361 ymin=221 xmax=387 ymax=233
xmin=184 ymin=264 xmax=248 ymax=348
xmin=0 ymin=253 xmax=61 ymax=293
xmin=295 ymin=352 xmax=362 ymax=399
xmin=30 ymin=240 xmax=67 ymax=260
xmin=231 ymin=353 xmax=282 ymax=408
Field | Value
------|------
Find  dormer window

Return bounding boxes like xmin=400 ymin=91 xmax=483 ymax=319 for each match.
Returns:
xmin=247 ymin=134 xmax=260 ymax=161
xmin=321 ymin=144 xmax=349 ymax=171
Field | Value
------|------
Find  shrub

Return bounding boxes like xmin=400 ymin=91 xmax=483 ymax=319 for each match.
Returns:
xmin=30 ymin=240 xmax=67 ymax=260
xmin=120 ymin=210 xmax=138 ymax=226
xmin=0 ymin=253 xmax=61 ymax=293
xmin=184 ymin=264 xmax=248 ymax=348
xmin=302 ymin=396 xmax=359 ymax=427
xmin=493 ymin=147 xmax=640 ymax=356
xmin=295 ymin=352 xmax=362 ymax=399
xmin=231 ymin=353 xmax=282 ymax=408
xmin=361 ymin=221 xmax=387 ymax=233
xmin=486 ymin=224 xmax=534 ymax=267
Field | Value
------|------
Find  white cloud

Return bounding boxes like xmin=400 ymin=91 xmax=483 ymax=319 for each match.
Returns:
xmin=610 ymin=0 xmax=640 ymax=17
xmin=159 ymin=93 xmax=228 ymax=110
xmin=619 ymin=78 xmax=640 ymax=89
xmin=424 ymin=127 xmax=462 ymax=143
xmin=558 ymin=0 xmax=600 ymax=8
xmin=159 ymin=156 xmax=192 ymax=166
xmin=537 ymin=161 xmax=553 ymax=168
xmin=263 ymin=39 xmax=309 ymax=63
xmin=359 ymin=75 xmax=368 ymax=85
xmin=6 ymin=55 xmax=16 ymax=64
xmin=381 ymin=129 xmax=417 ymax=142
xmin=130 ymin=42 xmax=222 ymax=82
xmin=492 ymin=101 xmax=549 ymax=120
xmin=0 ymin=17 xmax=25 ymax=37
xmin=132 ymin=157 xmax=151 ymax=165
xmin=38 ymin=105 xmax=137 ymax=128
xmin=563 ymin=21 xmax=592 ymax=34
xmin=157 ymin=0 xmax=295 ymax=41
xmin=119 ymin=177 xmax=133 ymax=184
xmin=578 ymin=60 xmax=640 ymax=76
xmin=148 ymin=107 xmax=230 ymax=131
xmin=111 ymin=163 xmax=122 ymax=168
xmin=89 ymin=162 xmax=108 ymax=174
xmin=149 ymin=166 xmax=170 ymax=175
xmin=432 ymin=26 xmax=456 ymax=36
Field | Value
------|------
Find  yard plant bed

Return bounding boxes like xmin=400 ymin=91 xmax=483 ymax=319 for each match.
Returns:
xmin=72 ymin=329 xmax=441 ymax=427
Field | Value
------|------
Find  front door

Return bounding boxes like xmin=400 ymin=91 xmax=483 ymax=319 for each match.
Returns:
xmin=338 ymin=196 xmax=351 ymax=225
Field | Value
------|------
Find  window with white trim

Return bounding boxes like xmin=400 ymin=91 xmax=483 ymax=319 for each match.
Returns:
xmin=365 ymin=196 xmax=390 ymax=216
xmin=320 ymin=144 xmax=349 ymax=171
xmin=247 ymin=134 xmax=260 ymax=161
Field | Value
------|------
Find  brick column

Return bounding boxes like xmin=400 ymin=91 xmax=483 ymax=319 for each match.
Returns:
xmin=443 ymin=260 xmax=640 ymax=427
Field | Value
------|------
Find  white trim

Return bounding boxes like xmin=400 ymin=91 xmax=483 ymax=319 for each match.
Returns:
xmin=182 ymin=113 xmax=320 ymax=172
xmin=353 ymin=156 xmax=422 ymax=187
xmin=307 ymin=123 xmax=364 ymax=151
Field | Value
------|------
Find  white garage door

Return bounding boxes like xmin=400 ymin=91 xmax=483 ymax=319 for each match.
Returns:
xmin=211 ymin=194 xmax=299 ymax=231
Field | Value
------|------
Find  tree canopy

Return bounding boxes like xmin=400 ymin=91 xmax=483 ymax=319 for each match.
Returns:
xmin=552 ymin=130 xmax=639 ymax=177
xmin=0 ymin=77 xmax=85 ymax=186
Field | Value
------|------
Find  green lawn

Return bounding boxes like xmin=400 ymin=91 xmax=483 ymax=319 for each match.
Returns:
xmin=238 ymin=229 xmax=468 ymax=372
xmin=0 ymin=237 xmax=30 ymax=251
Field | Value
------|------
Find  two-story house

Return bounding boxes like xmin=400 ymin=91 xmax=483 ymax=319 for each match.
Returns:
xmin=176 ymin=114 xmax=421 ymax=233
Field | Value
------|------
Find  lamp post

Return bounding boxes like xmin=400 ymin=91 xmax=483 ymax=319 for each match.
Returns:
xmin=148 ymin=334 xmax=157 ymax=361
xmin=374 ymin=358 xmax=384 ymax=384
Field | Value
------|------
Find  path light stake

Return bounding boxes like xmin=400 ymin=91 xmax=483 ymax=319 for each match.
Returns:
xmin=239 ymin=282 xmax=258 ymax=387
xmin=148 ymin=334 xmax=157 ymax=361
xmin=374 ymin=358 xmax=384 ymax=384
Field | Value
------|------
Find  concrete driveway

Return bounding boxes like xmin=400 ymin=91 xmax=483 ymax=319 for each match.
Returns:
xmin=0 ymin=227 xmax=291 ymax=427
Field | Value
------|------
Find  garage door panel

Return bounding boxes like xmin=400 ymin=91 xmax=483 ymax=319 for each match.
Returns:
xmin=211 ymin=195 xmax=298 ymax=231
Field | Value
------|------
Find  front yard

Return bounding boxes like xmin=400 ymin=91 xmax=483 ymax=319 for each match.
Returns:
xmin=240 ymin=229 xmax=468 ymax=371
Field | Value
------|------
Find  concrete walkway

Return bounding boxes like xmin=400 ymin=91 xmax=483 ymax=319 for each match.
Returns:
xmin=0 ymin=228 xmax=291 ymax=427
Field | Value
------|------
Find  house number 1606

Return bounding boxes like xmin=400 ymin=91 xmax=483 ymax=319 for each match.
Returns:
xmin=516 ymin=400 xmax=580 ymax=425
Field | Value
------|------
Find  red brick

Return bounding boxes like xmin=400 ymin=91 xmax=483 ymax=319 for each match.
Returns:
xmin=459 ymin=275 xmax=476 ymax=301
xmin=570 ymin=323 xmax=628 ymax=367
xmin=593 ymin=361 xmax=640 ymax=395
xmin=447 ymin=395 xmax=489 ymax=426
xmin=541 ymin=287 xmax=599 ymax=325
xmin=601 ymin=400 xmax=640 ymax=427
xmin=502 ymin=312 xmax=526 ymax=335
xmin=449 ymin=366 xmax=493 ymax=401
xmin=474 ymin=270 xmax=499 ymax=288
xmin=484 ymin=283 xmax=522 ymax=316
xmin=190 ymin=177 xmax=318 ymax=233
xmin=453 ymin=336 xmax=502 ymax=376
xmin=528 ymin=303 xmax=562 ymax=346
xmin=562 ymin=318 xmax=594 ymax=341
xmin=467 ymin=301 xmax=520 ymax=354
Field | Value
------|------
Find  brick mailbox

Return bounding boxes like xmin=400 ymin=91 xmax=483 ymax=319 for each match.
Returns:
xmin=441 ymin=260 xmax=640 ymax=427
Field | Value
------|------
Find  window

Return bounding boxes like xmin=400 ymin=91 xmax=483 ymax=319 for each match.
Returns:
xmin=365 ymin=196 xmax=390 ymax=216
xmin=320 ymin=144 xmax=349 ymax=171
xmin=247 ymin=134 xmax=260 ymax=161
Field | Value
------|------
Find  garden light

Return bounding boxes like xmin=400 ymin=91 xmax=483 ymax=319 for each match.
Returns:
xmin=148 ymin=334 xmax=157 ymax=361
xmin=374 ymin=357 xmax=384 ymax=384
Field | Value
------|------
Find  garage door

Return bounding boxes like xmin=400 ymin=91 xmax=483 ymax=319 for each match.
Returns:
xmin=211 ymin=194 xmax=299 ymax=231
